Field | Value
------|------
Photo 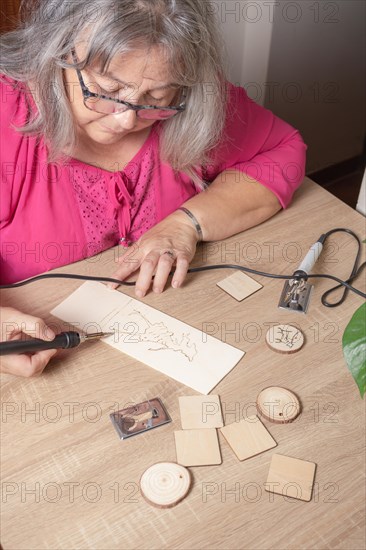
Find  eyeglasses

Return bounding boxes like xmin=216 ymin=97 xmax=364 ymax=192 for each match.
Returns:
xmin=71 ymin=52 xmax=187 ymax=120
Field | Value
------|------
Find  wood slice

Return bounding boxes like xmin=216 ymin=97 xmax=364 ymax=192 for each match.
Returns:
xmin=256 ymin=386 xmax=301 ymax=423
xmin=265 ymin=324 xmax=304 ymax=354
xmin=140 ymin=462 xmax=191 ymax=508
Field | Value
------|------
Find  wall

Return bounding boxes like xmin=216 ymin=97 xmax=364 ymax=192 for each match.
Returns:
xmin=215 ymin=0 xmax=274 ymax=106
xmin=215 ymin=0 xmax=365 ymax=173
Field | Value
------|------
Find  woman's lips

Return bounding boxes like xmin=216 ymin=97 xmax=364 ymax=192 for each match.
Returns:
xmin=99 ymin=123 xmax=123 ymax=134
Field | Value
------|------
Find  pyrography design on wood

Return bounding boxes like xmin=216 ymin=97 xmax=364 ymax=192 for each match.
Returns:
xmin=97 ymin=305 xmax=198 ymax=361
xmin=265 ymin=324 xmax=304 ymax=354
xmin=51 ymin=282 xmax=245 ymax=394
xmin=127 ymin=309 xmax=198 ymax=362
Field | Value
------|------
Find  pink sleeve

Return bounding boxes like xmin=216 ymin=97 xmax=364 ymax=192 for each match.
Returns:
xmin=205 ymin=82 xmax=307 ymax=208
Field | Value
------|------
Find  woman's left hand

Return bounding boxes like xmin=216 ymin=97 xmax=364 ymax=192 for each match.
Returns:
xmin=109 ymin=211 xmax=199 ymax=297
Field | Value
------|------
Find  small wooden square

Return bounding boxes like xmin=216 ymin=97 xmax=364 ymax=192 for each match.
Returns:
xmin=174 ymin=429 xmax=222 ymax=466
xmin=217 ymin=271 xmax=262 ymax=301
xmin=179 ymin=395 xmax=223 ymax=429
xmin=220 ymin=415 xmax=277 ymax=460
xmin=265 ymin=454 xmax=316 ymax=502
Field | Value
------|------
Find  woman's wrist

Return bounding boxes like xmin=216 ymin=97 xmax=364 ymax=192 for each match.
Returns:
xmin=177 ymin=207 xmax=203 ymax=242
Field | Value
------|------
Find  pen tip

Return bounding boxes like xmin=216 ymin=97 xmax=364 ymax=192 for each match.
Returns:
xmin=82 ymin=331 xmax=115 ymax=341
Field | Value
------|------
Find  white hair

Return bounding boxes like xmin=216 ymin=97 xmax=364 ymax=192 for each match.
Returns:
xmin=0 ymin=0 xmax=228 ymax=187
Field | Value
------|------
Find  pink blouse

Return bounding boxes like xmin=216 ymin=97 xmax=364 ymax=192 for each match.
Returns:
xmin=0 ymin=76 xmax=307 ymax=284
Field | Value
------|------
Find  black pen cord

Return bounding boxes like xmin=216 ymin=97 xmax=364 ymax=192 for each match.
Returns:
xmin=0 ymin=228 xmax=365 ymax=307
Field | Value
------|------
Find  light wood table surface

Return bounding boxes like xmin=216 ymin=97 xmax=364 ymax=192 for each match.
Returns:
xmin=1 ymin=178 xmax=365 ymax=550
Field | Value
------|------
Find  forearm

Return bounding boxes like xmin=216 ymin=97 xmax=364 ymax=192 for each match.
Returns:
xmin=177 ymin=170 xmax=282 ymax=242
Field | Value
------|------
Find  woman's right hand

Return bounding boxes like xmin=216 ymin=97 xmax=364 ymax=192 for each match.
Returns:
xmin=0 ymin=307 xmax=58 ymax=377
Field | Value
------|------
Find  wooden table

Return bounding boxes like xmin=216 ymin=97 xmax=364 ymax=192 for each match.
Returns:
xmin=1 ymin=178 xmax=365 ymax=550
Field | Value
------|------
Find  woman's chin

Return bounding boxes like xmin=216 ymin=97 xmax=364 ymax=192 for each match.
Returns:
xmin=89 ymin=129 xmax=126 ymax=144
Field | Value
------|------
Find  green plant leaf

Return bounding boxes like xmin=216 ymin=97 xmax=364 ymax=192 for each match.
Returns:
xmin=342 ymin=303 xmax=366 ymax=398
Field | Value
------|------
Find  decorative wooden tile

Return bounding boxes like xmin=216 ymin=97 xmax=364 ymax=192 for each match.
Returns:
xmin=140 ymin=462 xmax=191 ymax=508
xmin=179 ymin=395 xmax=223 ymax=429
xmin=174 ymin=429 xmax=222 ymax=466
xmin=256 ymin=386 xmax=301 ymax=423
xmin=265 ymin=453 xmax=316 ymax=502
xmin=265 ymin=324 xmax=304 ymax=353
xmin=220 ymin=415 xmax=277 ymax=460
xmin=216 ymin=271 xmax=262 ymax=301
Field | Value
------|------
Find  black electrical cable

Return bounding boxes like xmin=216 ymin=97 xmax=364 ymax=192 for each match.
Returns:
xmin=0 ymin=273 xmax=136 ymax=288
xmin=317 ymin=228 xmax=365 ymax=307
xmin=0 ymin=229 xmax=365 ymax=305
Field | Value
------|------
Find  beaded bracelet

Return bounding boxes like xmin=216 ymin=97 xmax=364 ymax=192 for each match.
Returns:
xmin=178 ymin=207 xmax=203 ymax=242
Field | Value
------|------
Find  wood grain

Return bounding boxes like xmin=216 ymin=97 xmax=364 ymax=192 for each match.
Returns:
xmin=220 ymin=415 xmax=277 ymax=460
xmin=216 ymin=271 xmax=262 ymax=301
xmin=174 ymin=429 xmax=222 ymax=466
xmin=256 ymin=386 xmax=301 ymax=423
xmin=179 ymin=395 xmax=223 ymax=429
xmin=139 ymin=462 xmax=191 ymax=508
xmin=1 ymin=179 xmax=365 ymax=549
xmin=265 ymin=453 xmax=317 ymax=502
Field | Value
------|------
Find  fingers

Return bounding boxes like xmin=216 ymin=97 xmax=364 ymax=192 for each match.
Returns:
xmin=107 ymin=213 xmax=198 ymax=296
xmin=136 ymin=252 xmax=161 ymax=297
xmin=152 ymin=251 xmax=177 ymax=294
xmin=171 ymin=254 xmax=190 ymax=289
xmin=29 ymin=349 xmax=58 ymax=375
xmin=1 ymin=307 xmax=55 ymax=341
xmin=108 ymin=246 xmax=141 ymax=290
xmin=0 ymin=349 xmax=58 ymax=377
xmin=15 ymin=312 xmax=55 ymax=340
xmin=0 ymin=307 xmax=58 ymax=377
xmin=110 ymin=249 xmax=190 ymax=297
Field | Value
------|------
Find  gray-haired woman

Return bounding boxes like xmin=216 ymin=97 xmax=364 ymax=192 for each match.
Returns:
xmin=0 ymin=0 xmax=307 ymax=376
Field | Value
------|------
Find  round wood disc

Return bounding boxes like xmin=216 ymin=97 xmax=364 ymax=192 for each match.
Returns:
xmin=140 ymin=462 xmax=191 ymax=508
xmin=265 ymin=324 xmax=304 ymax=354
xmin=256 ymin=386 xmax=301 ymax=423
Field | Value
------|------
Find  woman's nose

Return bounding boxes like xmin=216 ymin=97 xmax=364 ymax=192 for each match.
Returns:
xmin=113 ymin=108 xmax=138 ymax=130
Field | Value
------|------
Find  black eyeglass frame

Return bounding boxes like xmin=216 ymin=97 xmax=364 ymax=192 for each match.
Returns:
xmin=71 ymin=51 xmax=187 ymax=117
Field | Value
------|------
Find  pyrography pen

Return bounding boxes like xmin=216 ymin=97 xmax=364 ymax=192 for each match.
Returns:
xmin=0 ymin=331 xmax=114 ymax=356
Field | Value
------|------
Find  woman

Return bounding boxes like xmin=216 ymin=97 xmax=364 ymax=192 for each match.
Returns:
xmin=0 ymin=0 xmax=307 ymax=376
